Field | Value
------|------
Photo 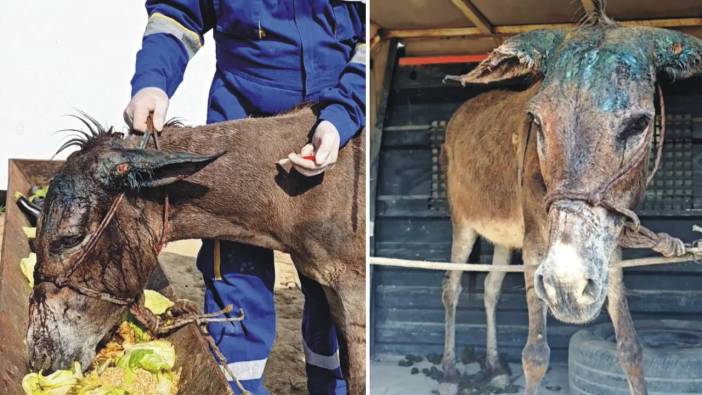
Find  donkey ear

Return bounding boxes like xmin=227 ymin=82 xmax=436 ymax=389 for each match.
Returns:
xmin=445 ymin=29 xmax=565 ymax=85
xmin=100 ymin=149 xmax=224 ymax=190
xmin=646 ymin=28 xmax=702 ymax=81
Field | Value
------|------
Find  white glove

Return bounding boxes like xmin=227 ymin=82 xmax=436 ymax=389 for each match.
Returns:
xmin=284 ymin=120 xmax=341 ymax=177
xmin=123 ymin=87 xmax=169 ymax=132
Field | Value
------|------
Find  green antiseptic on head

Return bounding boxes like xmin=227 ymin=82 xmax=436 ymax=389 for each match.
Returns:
xmin=452 ymin=24 xmax=702 ymax=114
xmin=541 ymin=27 xmax=656 ymax=113
xmin=448 ymin=22 xmax=702 ymax=201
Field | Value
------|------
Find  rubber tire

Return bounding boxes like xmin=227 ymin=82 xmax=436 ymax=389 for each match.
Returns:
xmin=569 ymin=320 xmax=702 ymax=395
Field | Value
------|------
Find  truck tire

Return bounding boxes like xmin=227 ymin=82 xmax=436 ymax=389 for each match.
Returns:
xmin=569 ymin=320 xmax=702 ymax=395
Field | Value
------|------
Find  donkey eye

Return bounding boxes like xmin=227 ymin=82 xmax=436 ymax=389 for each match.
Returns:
xmin=530 ymin=114 xmax=545 ymax=143
xmin=618 ymin=115 xmax=650 ymax=143
xmin=529 ymin=113 xmax=541 ymax=127
xmin=49 ymin=234 xmax=84 ymax=253
xmin=61 ymin=235 xmax=84 ymax=249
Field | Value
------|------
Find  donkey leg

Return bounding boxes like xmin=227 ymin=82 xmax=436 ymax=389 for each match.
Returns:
xmin=323 ymin=279 xmax=366 ymax=395
xmin=522 ymin=267 xmax=550 ymax=395
xmin=608 ymin=266 xmax=647 ymax=395
xmin=484 ymin=245 xmax=511 ymax=387
xmin=439 ymin=225 xmax=477 ymax=394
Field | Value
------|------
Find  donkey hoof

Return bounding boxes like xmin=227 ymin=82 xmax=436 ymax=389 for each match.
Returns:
xmin=488 ymin=372 xmax=511 ymax=390
xmin=486 ymin=359 xmax=510 ymax=384
xmin=438 ymin=381 xmax=459 ymax=395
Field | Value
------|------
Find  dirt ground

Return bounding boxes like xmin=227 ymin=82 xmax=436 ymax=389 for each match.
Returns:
xmin=370 ymin=355 xmax=570 ymax=395
xmin=160 ymin=240 xmax=308 ymax=394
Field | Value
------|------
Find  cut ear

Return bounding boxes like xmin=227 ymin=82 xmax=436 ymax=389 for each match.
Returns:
xmin=644 ymin=27 xmax=702 ymax=81
xmin=99 ymin=148 xmax=225 ymax=190
xmin=444 ymin=29 xmax=565 ymax=85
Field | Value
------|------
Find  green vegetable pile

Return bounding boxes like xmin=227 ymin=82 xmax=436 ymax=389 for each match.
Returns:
xmin=17 ymin=184 xmax=181 ymax=395
xmin=22 ymin=322 xmax=181 ymax=395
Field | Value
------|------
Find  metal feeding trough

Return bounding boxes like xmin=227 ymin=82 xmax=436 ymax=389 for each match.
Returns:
xmin=0 ymin=159 xmax=232 ymax=395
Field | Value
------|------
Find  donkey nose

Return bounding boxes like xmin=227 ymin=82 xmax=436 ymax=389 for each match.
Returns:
xmin=538 ymin=269 xmax=598 ymax=306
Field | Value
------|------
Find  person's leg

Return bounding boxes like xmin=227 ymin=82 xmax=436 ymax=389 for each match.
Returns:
xmin=197 ymin=239 xmax=276 ymax=395
xmin=299 ymin=275 xmax=347 ymax=395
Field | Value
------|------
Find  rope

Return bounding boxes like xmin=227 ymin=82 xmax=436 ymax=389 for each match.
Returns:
xmin=619 ymin=226 xmax=686 ymax=258
xmin=615 ymin=85 xmax=702 ymax=258
xmin=369 ymin=250 xmax=702 ymax=273
xmin=647 ymin=85 xmax=666 ymax=185
xmin=41 ymin=114 xmax=252 ymax=392
xmin=202 ymin=326 xmax=253 ymax=395
xmin=129 ymin=301 xmax=251 ymax=394
xmin=543 ymin=84 xmax=702 ymax=259
xmin=39 ymin=114 xmax=169 ymax=306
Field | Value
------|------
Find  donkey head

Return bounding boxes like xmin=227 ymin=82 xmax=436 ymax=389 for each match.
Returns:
xmin=27 ymin=121 xmax=220 ymax=372
xmin=450 ymin=26 xmax=702 ymax=323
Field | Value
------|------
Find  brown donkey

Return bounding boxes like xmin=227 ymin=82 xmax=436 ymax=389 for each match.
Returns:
xmin=25 ymin=108 xmax=366 ymax=393
xmin=439 ymin=20 xmax=702 ymax=395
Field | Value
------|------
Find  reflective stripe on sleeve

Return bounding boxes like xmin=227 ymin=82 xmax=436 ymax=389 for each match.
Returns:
xmin=220 ymin=358 xmax=268 ymax=382
xmin=350 ymin=42 xmax=367 ymax=65
xmin=303 ymin=339 xmax=341 ymax=370
xmin=144 ymin=12 xmax=202 ymax=58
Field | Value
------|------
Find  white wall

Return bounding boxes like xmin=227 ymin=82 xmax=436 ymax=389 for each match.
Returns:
xmin=0 ymin=1 xmax=216 ymax=189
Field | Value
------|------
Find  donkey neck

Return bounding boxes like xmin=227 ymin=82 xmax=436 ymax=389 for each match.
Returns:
xmin=129 ymin=107 xmax=320 ymax=252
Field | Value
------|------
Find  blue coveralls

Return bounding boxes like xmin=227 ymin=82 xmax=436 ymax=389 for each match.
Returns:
xmin=130 ymin=1 xmax=366 ymax=394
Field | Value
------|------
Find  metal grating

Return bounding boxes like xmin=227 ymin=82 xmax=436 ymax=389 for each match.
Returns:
xmin=427 ymin=121 xmax=448 ymax=212
xmin=639 ymin=114 xmax=697 ymax=214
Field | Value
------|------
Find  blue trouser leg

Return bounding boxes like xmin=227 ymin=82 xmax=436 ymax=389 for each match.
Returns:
xmin=197 ymin=239 xmax=276 ymax=395
xmin=300 ymin=275 xmax=347 ymax=395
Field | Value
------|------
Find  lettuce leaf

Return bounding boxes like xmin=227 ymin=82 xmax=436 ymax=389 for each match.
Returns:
xmin=29 ymin=187 xmax=49 ymax=203
xmin=117 ymin=340 xmax=176 ymax=373
xmin=22 ymin=362 xmax=82 ymax=395
xmin=155 ymin=371 xmax=177 ymax=395
xmin=71 ymin=369 xmax=129 ymax=395
xmin=20 ymin=253 xmax=37 ymax=288
xmin=22 ymin=227 xmax=37 ymax=239
xmin=127 ymin=321 xmax=152 ymax=343
xmin=143 ymin=289 xmax=174 ymax=315
xmin=74 ymin=385 xmax=128 ymax=395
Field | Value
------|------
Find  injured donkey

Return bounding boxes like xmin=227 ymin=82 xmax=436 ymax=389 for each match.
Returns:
xmin=440 ymin=14 xmax=702 ymax=395
xmin=26 ymin=107 xmax=366 ymax=394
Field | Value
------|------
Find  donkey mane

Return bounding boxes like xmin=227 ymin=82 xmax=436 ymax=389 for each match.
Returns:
xmin=55 ymin=112 xmax=185 ymax=157
xmin=54 ymin=104 xmax=318 ymax=158
xmin=577 ymin=0 xmax=616 ymax=27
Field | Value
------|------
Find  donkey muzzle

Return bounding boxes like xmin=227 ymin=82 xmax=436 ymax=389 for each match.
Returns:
xmin=535 ymin=243 xmax=604 ymax=323
xmin=536 ymin=201 xmax=617 ymax=323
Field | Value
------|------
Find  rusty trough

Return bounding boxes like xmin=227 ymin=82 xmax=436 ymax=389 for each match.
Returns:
xmin=0 ymin=159 xmax=232 ymax=395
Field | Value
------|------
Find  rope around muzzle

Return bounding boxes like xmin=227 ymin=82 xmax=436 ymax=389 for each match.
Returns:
xmin=543 ymin=85 xmax=702 ymax=259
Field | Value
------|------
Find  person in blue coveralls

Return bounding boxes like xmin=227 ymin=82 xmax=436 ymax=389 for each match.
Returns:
xmin=123 ymin=1 xmax=366 ymax=394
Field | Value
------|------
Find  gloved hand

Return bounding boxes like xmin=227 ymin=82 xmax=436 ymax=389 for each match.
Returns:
xmin=284 ymin=120 xmax=341 ymax=176
xmin=123 ymin=87 xmax=169 ymax=132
